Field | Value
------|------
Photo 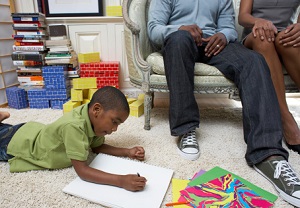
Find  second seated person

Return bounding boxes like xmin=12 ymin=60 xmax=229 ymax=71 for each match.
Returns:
xmin=238 ymin=0 xmax=300 ymax=154
xmin=147 ymin=0 xmax=300 ymax=206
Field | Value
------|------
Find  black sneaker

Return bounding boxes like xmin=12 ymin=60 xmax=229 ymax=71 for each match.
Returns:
xmin=254 ymin=156 xmax=300 ymax=207
xmin=177 ymin=130 xmax=200 ymax=161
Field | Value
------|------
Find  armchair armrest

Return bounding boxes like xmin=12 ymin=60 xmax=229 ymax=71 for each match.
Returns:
xmin=122 ymin=0 xmax=140 ymax=35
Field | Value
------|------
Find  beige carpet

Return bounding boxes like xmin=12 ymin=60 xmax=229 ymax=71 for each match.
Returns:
xmin=0 ymin=98 xmax=299 ymax=208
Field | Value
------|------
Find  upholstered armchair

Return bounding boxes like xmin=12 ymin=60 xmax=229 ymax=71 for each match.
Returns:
xmin=122 ymin=0 xmax=299 ymax=130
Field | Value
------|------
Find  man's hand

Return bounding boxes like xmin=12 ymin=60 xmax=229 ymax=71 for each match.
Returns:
xmin=202 ymin=33 xmax=227 ymax=57
xmin=279 ymin=23 xmax=300 ymax=47
xmin=179 ymin=24 xmax=203 ymax=46
xmin=119 ymin=174 xmax=147 ymax=191
xmin=128 ymin=146 xmax=145 ymax=161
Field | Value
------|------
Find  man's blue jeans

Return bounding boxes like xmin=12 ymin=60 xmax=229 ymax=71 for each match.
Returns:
xmin=162 ymin=30 xmax=288 ymax=165
xmin=0 ymin=123 xmax=24 ymax=161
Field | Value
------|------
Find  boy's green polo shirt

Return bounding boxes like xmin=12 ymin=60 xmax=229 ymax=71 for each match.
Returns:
xmin=7 ymin=104 xmax=104 ymax=172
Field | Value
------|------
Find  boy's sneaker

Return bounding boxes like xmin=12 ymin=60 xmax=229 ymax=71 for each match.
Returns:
xmin=254 ymin=156 xmax=300 ymax=207
xmin=177 ymin=130 xmax=200 ymax=161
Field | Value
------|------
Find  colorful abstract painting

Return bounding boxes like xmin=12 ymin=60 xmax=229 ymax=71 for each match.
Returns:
xmin=180 ymin=174 xmax=274 ymax=208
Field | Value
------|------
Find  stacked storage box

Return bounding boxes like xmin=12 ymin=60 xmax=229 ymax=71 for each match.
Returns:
xmin=27 ymin=88 xmax=48 ymax=108
xmin=27 ymin=65 xmax=70 ymax=109
xmin=5 ymin=86 xmax=28 ymax=109
xmin=129 ymin=93 xmax=145 ymax=117
xmin=63 ymin=77 xmax=97 ymax=113
xmin=106 ymin=6 xmax=122 ymax=17
xmin=106 ymin=0 xmax=122 ymax=17
xmin=80 ymin=61 xmax=119 ymax=89
xmin=43 ymin=65 xmax=70 ymax=109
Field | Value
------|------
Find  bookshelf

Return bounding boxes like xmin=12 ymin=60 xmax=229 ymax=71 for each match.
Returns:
xmin=0 ymin=0 xmax=19 ymax=106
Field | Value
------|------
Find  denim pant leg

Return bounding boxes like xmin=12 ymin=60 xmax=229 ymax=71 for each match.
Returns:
xmin=162 ymin=30 xmax=200 ymax=136
xmin=0 ymin=123 xmax=25 ymax=161
xmin=206 ymin=42 xmax=288 ymax=165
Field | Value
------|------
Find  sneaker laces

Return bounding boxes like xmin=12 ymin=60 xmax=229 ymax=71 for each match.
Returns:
xmin=182 ymin=130 xmax=198 ymax=148
xmin=273 ymin=160 xmax=300 ymax=186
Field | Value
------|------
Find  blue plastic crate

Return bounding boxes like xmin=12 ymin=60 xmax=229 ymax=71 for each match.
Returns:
xmin=27 ymin=88 xmax=47 ymax=100
xmin=6 ymin=87 xmax=28 ymax=109
xmin=50 ymin=99 xmax=69 ymax=109
xmin=29 ymin=99 xmax=50 ymax=109
xmin=46 ymin=88 xmax=71 ymax=100
xmin=44 ymin=76 xmax=70 ymax=89
xmin=42 ymin=65 xmax=68 ymax=77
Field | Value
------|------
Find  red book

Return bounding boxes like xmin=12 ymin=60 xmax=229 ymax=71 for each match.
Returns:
xmin=15 ymin=41 xmax=44 ymax=46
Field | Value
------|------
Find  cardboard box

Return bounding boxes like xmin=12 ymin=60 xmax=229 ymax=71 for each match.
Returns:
xmin=129 ymin=100 xmax=144 ymax=117
xmin=78 ymin=52 xmax=100 ymax=63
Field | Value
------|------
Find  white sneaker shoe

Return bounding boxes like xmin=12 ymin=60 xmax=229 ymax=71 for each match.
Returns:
xmin=177 ymin=130 xmax=200 ymax=161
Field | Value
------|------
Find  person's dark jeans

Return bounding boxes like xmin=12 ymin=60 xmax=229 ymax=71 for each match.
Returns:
xmin=162 ymin=30 xmax=288 ymax=165
xmin=0 ymin=123 xmax=24 ymax=161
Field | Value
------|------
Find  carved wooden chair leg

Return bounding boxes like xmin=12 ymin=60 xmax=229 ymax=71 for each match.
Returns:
xmin=144 ymin=91 xmax=153 ymax=130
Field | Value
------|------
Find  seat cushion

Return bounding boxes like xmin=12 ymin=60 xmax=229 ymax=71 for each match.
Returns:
xmin=146 ymin=52 xmax=224 ymax=76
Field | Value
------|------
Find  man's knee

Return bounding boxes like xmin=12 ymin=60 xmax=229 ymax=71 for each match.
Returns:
xmin=248 ymin=51 xmax=272 ymax=78
xmin=164 ymin=30 xmax=196 ymax=49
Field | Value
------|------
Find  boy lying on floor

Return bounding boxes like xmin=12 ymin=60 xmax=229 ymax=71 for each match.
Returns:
xmin=0 ymin=86 xmax=147 ymax=192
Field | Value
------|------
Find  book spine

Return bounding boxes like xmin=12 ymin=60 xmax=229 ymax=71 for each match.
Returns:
xmin=15 ymin=42 xmax=44 ymax=46
xmin=17 ymin=66 xmax=42 ymax=71
xmin=13 ymin=35 xmax=46 ymax=40
xmin=16 ymin=39 xmax=44 ymax=43
xmin=12 ymin=17 xmax=40 ymax=22
xmin=11 ymin=12 xmax=45 ymax=16
xmin=13 ymin=51 xmax=42 ymax=54
xmin=13 ymin=27 xmax=46 ymax=31
xmin=16 ymin=31 xmax=46 ymax=35
xmin=13 ymin=21 xmax=42 ymax=24
xmin=13 ymin=23 xmax=43 ymax=27
xmin=68 ymin=70 xmax=80 ymax=75
xmin=13 ymin=45 xmax=45 ymax=51
xmin=13 ymin=60 xmax=44 ymax=66
xmin=46 ymin=53 xmax=71 ymax=57
xmin=12 ymin=53 xmax=44 ymax=61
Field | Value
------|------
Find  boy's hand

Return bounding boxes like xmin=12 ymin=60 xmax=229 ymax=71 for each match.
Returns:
xmin=119 ymin=174 xmax=147 ymax=191
xmin=128 ymin=146 xmax=145 ymax=161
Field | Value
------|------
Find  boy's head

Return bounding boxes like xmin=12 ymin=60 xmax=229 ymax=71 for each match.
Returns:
xmin=88 ymin=86 xmax=130 ymax=137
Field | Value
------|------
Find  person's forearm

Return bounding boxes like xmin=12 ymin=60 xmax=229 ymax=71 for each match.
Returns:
xmin=93 ymin=144 xmax=129 ymax=157
xmin=82 ymin=166 xmax=122 ymax=187
xmin=238 ymin=13 xmax=259 ymax=28
xmin=71 ymin=159 xmax=146 ymax=191
xmin=72 ymin=160 xmax=123 ymax=188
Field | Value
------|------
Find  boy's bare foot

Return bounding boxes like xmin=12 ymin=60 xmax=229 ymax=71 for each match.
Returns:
xmin=0 ymin=111 xmax=10 ymax=122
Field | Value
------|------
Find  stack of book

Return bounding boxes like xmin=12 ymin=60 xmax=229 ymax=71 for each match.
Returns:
xmin=45 ymin=25 xmax=79 ymax=78
xmin=11 ymin=13 xmax=47 ymax=88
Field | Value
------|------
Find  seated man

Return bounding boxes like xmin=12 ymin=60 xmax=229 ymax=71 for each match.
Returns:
xmin=147 ymin=0 xmax=300 ymax=206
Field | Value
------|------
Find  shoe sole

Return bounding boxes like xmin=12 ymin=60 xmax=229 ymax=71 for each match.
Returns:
xmin=254 ymin=165 xmax=300 ymax=207
xmin=177 ymin=148 xmax=200 ymax=161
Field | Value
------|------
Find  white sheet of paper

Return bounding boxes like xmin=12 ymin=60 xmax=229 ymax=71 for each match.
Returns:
xmin=63 ymin=154 xmax=174 ymax=208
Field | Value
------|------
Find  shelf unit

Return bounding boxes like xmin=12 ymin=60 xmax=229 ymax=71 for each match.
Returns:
xmin=0 ymin=0 xmax=19 ymax=106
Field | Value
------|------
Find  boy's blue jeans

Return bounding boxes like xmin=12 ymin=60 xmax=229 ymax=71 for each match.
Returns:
xmin=0 ymin=123 xmax=24 ymax=161
xmin=162 ymin=30 xmax=288 ymax=166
